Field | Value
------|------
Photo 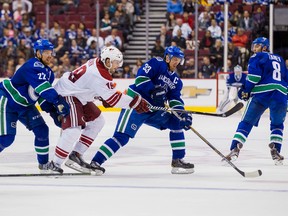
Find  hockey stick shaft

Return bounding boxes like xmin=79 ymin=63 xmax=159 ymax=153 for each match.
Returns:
xmin=189 ymin=126 xmax=262 ymax=178
xmin=0 ymin=172 xmax=91 ymax=177
xmin=149 ymin=102 xmax=244 ymax=117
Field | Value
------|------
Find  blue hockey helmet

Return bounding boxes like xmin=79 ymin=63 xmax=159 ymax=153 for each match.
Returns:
xmin=164 ymin=46 xmax=185 ymax=65
xmin=33 ymin=39 xmax=55 ymax=55
xmin=251 ymin=37 xmax=270 ymax=52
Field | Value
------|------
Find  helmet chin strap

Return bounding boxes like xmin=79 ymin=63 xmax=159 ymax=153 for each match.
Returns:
xmin=104 ymin=58 xmax=113 ymax=74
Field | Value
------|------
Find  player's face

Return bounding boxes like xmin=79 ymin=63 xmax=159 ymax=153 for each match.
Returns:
xmin=107 ymin=59 xmax=122 ymax=73
xmin=251 ymin=44 xmax=262 ymax=53
xmin=38 ymin=50 xmax=54 ymax=65
xmin=168 ymin=56 xmax=182 ymax=71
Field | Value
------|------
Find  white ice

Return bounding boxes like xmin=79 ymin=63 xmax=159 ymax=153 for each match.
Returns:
xmin=0 ymin=111 xmax=288 ymax=216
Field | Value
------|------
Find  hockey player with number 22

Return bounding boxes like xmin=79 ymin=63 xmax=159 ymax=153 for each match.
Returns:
xmin=50 ymin=46 xmax=149 ymax=174
xmin=224 ymin=37 xmax=288 ymax=166
xmin=90 ymin=46 xmax=194 ymax=175
xmin=0 ymin=39 xmax=70 ymax=173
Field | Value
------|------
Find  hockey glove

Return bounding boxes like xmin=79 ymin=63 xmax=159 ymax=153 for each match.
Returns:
xmin=99 ymin=97 xmax=112 ymax=108
xmin=129 ymin=95 xmax=150 ymax=114
xmin=150 ymin=86 xmax=167 ymax=106
xmin=238 ymin=88 xmax=250 ymax=101
xmin=179 ymin=112 xmax=193 ymax=130
xmin=54 ymin=96 xmax=70 ymax=117
xmin=50 ymin=111 xmax=62 ymax=128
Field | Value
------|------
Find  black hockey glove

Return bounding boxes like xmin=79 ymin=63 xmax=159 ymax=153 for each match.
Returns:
xmin=54 ymin=96 xmax=70 ymax=117
xmin=179 ymin=112 xmax=193 ymax=131
xmin=50 ymin=111 xmax=62 ymax=128
xmin=150 ymin=86 xmax=167 ymax=106
xmin=238 ymin=88 xmax=250 ymax=101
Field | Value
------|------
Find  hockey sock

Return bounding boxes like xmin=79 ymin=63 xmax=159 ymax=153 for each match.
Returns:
xmin=170 ymin=129 xmax=185 ymax=159
xmin=54 ymin=127 xmax=81 ymax=165
xmin=33 ymin=125 xmax=49 ymax=164
xmin=74 ymin=116 xmax=105 ymax=155
xmin=0 ymin=135 xmax=15 ymax=152
xmin=92 ymin=133 xmax=129 ymax=165
xmin=231 ymin=121 xmax=253 ymax=150
xmin=270 ymin=126 xmax=284 ymax=152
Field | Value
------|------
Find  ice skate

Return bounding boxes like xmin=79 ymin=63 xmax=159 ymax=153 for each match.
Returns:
xmin=269 ymin=143 xmax=284 ymax=165
xmin=49 ymin=161 xmax=64 ymax=174
xmin=39 ymin=161 xmax=63 ymax=174
xmin=38 ymin=162 xmax=50 ymax=174
xmin=65 ymin=151 xmax=91 ymax=173
xmin=171 ymin=159 xmax=194 ymax=174
xmin=90 ymin=161 xmax=105 ymax=176
xmin=222 ymin=143 xmax=243 ymax=163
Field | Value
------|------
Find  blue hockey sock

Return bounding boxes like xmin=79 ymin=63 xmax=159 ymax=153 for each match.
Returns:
xmin=33 ymin=125 xmax=49 ymax=164
xmin=170 ymin=130 xmax=185 ymax=159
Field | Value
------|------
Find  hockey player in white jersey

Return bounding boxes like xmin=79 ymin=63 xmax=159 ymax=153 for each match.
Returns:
xmin=51 ymin=46 xmax=149 ymax=174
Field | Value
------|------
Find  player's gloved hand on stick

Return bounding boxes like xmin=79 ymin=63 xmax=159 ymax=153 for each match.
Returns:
xmin=238 ymin=88 xmax=250 ymax=101
xmin=179 ymin=112 xmax=193 ymax=130
xmin=50 ymin=111 xmax=62 ymax=128
xmin=129 ymin=95 xmax=150 ymax=114
xmin=99 ymin=97 xmax=112 ymax=108
xmin=150 ymin=86 xmax=167 ymax=106
xmin=54 ymin=96 xmax=70 ymax=116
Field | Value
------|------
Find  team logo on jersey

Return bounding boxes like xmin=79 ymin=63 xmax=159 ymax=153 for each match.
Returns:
xmin=11 ymin=122 xmax=16 ymax=128
xmin=181 ymin=86 xmax=211 ymax=98
xmin=34 ymin=61 xmax=44 ymax=68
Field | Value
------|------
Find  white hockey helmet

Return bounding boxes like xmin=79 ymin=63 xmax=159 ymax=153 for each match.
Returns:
xmin=234 ymin=65 xmax=243 ymax=81
xmin=100 ymin=46 xmax=123 ymax=68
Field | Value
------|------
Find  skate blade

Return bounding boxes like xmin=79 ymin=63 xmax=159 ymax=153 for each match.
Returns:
xmin=65 ymin=160 xmax=91 ymax=174
xmin=274 ymin=159 xmax=284 ymax=166
xmin=171 ymin=167 xmax=194 ymax=174
xmin=91 ymin=170 xmax=104 ymax=176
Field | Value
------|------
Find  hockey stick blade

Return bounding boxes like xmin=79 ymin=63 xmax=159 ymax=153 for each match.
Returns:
xmin=190 ymin=126 xmax=262 ymax=178
xmin=149 ymin=102 xmax=244 ymax=117
xmin=0 ymin=172 xmax=91 ymax=177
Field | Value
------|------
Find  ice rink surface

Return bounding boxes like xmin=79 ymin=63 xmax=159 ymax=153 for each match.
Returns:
xmin=0 ymin=111 xmax=288 ymax=216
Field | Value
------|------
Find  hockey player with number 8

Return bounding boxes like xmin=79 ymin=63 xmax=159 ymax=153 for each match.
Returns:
xmin=223 ymin=37 xmax=288 ymax=165
xmin=50 ymin=46 xmax=149 ymax=174
xmin=90 ymin=46 xmax=194 ymax=175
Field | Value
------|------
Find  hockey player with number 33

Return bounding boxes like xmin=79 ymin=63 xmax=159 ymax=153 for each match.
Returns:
xmin=50 ymin=46 xmax=149 ymax=174
xmin=224 ymin=37 xmax=288 ymax=165
xmin=90 ymin=46 xmax=194 ymax=175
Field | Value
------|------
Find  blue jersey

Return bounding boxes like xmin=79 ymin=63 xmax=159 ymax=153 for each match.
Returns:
xmin=0 ymin=57 xmax=59 ymax=111
xmin=127 ymin=57 xmax=184 ymax=109
xmin=245 ymin=52 xmax=288 ymax=98
xmin=226 ymin=72 xmax=246 ymax=87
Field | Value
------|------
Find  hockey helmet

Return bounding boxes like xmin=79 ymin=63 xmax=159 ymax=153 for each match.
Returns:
xmin=164 ymin=46 xmax=185 ymax=65
xmin=100 ymin=46 xmax=123 ymax=68
xmin=33 ymin=39 xmax=55 ymax=55
xmin=251 ymin=37 xmax=270 ymax=52
xmin=233 ymin=65 xmax=243 ymax=81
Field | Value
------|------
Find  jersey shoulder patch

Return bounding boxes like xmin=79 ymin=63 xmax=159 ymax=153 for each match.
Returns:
xmin=33 ymin=61 xmax=44 ymax=68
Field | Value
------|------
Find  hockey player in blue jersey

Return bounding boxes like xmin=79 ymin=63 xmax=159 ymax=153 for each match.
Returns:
xmin=224 ymin=37 xmax=288 ymax=165
xmin=217 ymin=65 xmax=247 ymax=113
xmin=90 ymin=46 xmax=194 ymax=174
xmin=0 ymin=39 xmax=70 ymax=173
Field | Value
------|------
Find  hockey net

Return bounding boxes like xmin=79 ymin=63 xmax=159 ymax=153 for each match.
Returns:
xmin=216 ymin=72 xmax=231 ymax=107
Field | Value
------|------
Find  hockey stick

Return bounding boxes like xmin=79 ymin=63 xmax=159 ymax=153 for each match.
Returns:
xmin=190 ymin=126 xmax=262 ymax=178
xmin=0 ymin=172 xmax=91 ymax=177
xmin=149 ymin=102 xmax=244 ymax=117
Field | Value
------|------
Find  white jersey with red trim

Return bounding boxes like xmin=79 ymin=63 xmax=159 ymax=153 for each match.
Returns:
xmin=54 ymin=58 xmax=133 ymax=107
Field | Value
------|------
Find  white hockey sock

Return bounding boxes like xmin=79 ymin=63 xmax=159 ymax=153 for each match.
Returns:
xmin=53 ymin=127 xmax=81 ymax=166
xmin=74 ymin=115 xmax=105 ymax=155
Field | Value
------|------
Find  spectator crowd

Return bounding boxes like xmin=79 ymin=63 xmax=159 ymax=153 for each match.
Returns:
xmin=0 ymin=0 xmax=288 ymax=79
